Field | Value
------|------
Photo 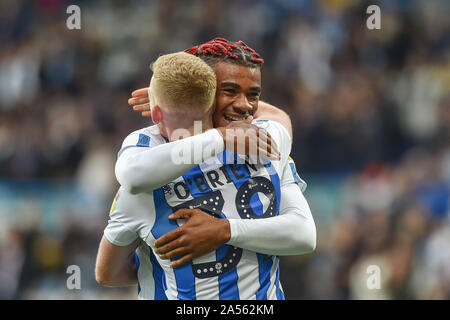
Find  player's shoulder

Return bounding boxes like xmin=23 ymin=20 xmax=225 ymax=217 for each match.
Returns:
xmin=252 ymin=119 xmax=290 ymax=139
xmin=252 ymin=119 xmax=292 ymax=149
xmin=286 ymin=156 xmax=307 ymax=192
xmin=111 ymin=186 xmax=155 ymax=215
xmin=108 ymin=187 xmax=155 ymax=242
xmin=121 ymin=124 xmax=167 ymax=149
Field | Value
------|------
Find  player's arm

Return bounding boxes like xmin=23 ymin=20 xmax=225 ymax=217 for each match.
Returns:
xmin=96 ymin=189 xmax=145 ymax=287
xmin=95 ymin=236 xmax=140 ymax=287
xmin=116 ymin=124 xmax=278 ymax=194
xmin=116 ymin=129 xmax=224 ymax=194
xmin=226 ymin=182 xmax=316 ymax=255
xmin=128 ymin=88 xmax=293 ymax=139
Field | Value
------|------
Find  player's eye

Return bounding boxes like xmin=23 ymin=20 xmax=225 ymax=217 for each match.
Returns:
xmin=223 ymin=88 xmax=236 ymax=95
xmin=248 ymin=92 xmax=260 ymax=99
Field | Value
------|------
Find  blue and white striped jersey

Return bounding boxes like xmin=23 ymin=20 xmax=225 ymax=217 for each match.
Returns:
xmin=105 ymin=120 xmax=305 ymax=300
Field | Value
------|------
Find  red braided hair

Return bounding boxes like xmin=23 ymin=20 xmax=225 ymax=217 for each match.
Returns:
xmin=184 ymin=37 xmax=264 ymax=67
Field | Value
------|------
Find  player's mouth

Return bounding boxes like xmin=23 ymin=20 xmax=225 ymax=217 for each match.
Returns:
xmin=223 ymin=113 xmax=250 ymax=122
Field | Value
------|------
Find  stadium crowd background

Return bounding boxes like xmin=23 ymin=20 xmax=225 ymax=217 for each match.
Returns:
xmin=0 ymin=0 xmax=449 ymax=299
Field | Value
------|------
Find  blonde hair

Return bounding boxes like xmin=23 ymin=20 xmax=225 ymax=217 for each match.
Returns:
xmin=150 ymin=52 xmax=216 ymax=115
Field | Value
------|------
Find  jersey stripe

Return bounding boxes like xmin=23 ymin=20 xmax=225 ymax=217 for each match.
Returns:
xmin=255 ymin=162 xmax=281 ymax=299
xmin=135 ymin=253 xmax=141 ymax=294
xmin=219 ymin=151 xmax=283 ymax=299
xmin=216 ymin=245 xmax=240 ymax=300
xmin=275 ymin=259 xmax=285 ymax=300
xmin=249 ymin=193 xmax=264 ymax=216
xmin=149 ymin=247 xmax=168 ymax=300
xmin=235 ymin=250 xmax=259 ymax=299
xmin=183 ymin=166 xmax=220 ymax=300
xmin=151 ymin=187 xmax=196 ymax=300
xmin=218 ymin=152 xmax=250 ymax=189
xmin=256 ymin=254 xmax=274 ymax=299
xmin=192 ymin=252 xmax=221 ymax=300
xmin=216 ymin=153 xmax=253 ymax=299
xmin=183 ymin=164 xmax=240 ymax=300
xmin=183 ymin=165 xmax=212 ymax=196
xmin=136 ymin=243 xmax=156 ymax=299
xmin=264 ymin=161 xmax=281 ymax=214
xmin=218 ymin=151 xmax=279 ymax=300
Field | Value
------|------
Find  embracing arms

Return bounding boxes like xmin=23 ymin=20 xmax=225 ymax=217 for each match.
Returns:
xmin=154 ymin=181 xmax=316 ymax=268
xmin=116 ymin=122 xmax=279 ymax=194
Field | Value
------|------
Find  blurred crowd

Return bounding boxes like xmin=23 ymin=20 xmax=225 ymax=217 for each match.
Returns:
xmin=0 ymin=0 xmax=449 ymax=299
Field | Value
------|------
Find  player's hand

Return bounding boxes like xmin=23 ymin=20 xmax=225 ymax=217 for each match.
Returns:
xmin=153 ymin=208 xmax=231 ymax=268
xmin=216 ymin=121 xmax=280 ymax=162
xmin=128 ymin=87 xmax=151 ymax=118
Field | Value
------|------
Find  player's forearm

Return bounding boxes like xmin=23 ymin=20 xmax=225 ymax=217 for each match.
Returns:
xmin=115 ymin=129 xmax=224 ymax=194
xmin=112 ymin=255 xmax=139 ymax=287
xmin=227 ymin=213 xmax=316 ymax=255
xmin=226 ymin=184 xmax=316 ymax=255
xmin=95 ymin=237 xmax=139 ymax=287
xmin=97 ymin=255 xmax=138 ymax=287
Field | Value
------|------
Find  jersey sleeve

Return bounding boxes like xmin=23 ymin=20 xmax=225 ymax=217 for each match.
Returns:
xmin=103 ymin=188 xmax=153 ymax=246
xmin=117 ymin=130 xmax=156 ymax=158
xmin=115 ymin=128 xmax=225 ymax=194
xmin=281 ymin=157 xmax=307 ymax=192
xmin=104 ymin=190 xmax=139 ymax=246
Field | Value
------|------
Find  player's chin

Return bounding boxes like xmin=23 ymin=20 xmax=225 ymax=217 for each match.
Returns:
xmin=214 ymin=115 xmax=232 ymax=128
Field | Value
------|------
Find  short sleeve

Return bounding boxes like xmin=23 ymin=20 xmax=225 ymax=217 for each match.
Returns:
xmin=103 ymin=190 xmax=139 ymax=246
xmin=281 ymin=157 xmax=307 ymax=192
xmin=104 ymin=220 xmax=138 ymax=246
xmin=117 ymin=131 xmax=152 ymax=158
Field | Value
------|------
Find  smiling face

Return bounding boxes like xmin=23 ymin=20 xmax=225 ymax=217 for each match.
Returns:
xmin=212 ymin=61 xmax=261 ymax=127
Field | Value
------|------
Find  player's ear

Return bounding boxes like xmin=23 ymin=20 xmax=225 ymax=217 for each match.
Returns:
xmin=151 ymin=105 xmax=163 ymax=124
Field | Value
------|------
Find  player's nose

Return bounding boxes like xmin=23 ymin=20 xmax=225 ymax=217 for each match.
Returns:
xmin=233 ymin=94 xmax=253 ymax=114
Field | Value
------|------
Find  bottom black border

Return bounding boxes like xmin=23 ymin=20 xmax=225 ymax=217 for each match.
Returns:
xmin=1 ymin=300 xmax=444 ymax=318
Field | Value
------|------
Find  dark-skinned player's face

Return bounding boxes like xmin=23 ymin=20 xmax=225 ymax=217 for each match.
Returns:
xmin=211 ymin=61 xmax=261 ymax=128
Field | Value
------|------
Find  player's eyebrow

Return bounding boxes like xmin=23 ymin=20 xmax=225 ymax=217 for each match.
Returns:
xmin=220 ymin=82 xmax=261 ymax=92
xmin=220 ymin=82 xmax=241 ymax=89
